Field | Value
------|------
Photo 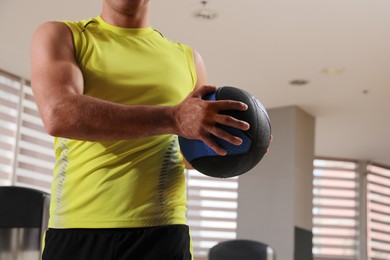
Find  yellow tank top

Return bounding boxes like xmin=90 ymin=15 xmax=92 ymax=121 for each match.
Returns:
xmin=49 ymin=16 xmax=197 ymax=228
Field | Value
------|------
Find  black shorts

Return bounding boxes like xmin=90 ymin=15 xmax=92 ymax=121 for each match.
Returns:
xmin=42 ymin=225 xmax=192 ymax=260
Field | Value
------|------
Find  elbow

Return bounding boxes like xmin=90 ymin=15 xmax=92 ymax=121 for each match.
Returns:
xmin=40 ymin=104 xmax=73 ymax=137
xmin=43 ymin=119 xmax=62 ymax=137
xmin=42 ymin=111 xmax=64 ymax=137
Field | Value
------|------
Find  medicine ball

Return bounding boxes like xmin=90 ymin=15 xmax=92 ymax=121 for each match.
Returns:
xmin=178 ymin=86 xmax=271 ymax=178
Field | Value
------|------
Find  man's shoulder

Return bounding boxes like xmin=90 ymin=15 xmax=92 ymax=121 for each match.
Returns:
xmin=32 ymin=21 xmax=73 ymax=45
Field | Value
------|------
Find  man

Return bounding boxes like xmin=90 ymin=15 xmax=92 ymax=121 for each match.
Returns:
xmin=31 ymin=0 xmax=249 ymax=259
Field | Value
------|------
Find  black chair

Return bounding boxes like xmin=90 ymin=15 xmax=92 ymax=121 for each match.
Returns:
xmin=208 ymin=239 xmax=275 ymax=260
xmin=0 ymin=186 xmax=50 ymax=260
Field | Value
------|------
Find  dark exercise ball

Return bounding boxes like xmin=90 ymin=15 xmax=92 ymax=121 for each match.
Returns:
xmin=179 ymin=86 xmax=271 ymax=178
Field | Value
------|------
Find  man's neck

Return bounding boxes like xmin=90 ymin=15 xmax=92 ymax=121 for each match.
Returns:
xmin=100 ymin=3 xmax=150 ymax=28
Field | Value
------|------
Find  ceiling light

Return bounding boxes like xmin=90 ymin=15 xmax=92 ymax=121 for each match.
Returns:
xmin=194 ymin=0 xmax=218 ymax=20
xmin=194 ymin=9 xmax=218 ymax=19
xmin=290 ymin=79 xmax=309 ymax=86
xmin=323 ymin=67 xmax=346 ymax=76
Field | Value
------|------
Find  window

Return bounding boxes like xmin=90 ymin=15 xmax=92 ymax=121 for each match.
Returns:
xmin=0 ymin=70 xmax=55 ymax=192
xmin=14 ymin=84 xmax=54 ymax=191
xmin=367 ymin=164 xmax=390 ymax=260
xmin=186 ymin=169 xmax=238 ymax=260
xmin=312 ymin=159 xmax=360 ymax=259
xmin=0 ymin=71 xmax=21 ymax=186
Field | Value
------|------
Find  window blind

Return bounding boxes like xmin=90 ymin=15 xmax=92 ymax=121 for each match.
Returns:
xmin=312 ymin=159 xmax=360 ymax=260
xmin=0 ymin=70 xmax=55 ymax=192
xmin=186 ymin=169 xmax=238 ymax=260
xmin=0 ymin=71 xmax=21 ymax=186
xmin=367 ymin=164 xmax=390 ymax=260
xmin=14 ymin=83 xmax=55 ymax=192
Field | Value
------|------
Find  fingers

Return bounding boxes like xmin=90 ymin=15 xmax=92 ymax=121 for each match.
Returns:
xmin=209 ymin=126 xmax=243 ymax=146
xmin=211 ymin=99 xmax=248 ymax=111
xmin=192 ymin=86 xmax=249 ymax=112
xmin=215 ymin=114 xmax=250 ymax=131
xmin=201 ymin=124 xmax=246 ymax=156
xmin=177 ymin=85 xmax=254 ymax=156
xmin=201 ymin=135 xmax=228 ymax=156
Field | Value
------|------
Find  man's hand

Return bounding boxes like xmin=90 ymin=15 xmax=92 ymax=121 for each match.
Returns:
xmin=173 ymin=85 xmax=250 ymax=156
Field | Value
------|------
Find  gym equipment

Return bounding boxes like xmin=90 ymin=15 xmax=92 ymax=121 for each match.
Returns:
xmin=179 ymin=86 xmax=271 ymax=178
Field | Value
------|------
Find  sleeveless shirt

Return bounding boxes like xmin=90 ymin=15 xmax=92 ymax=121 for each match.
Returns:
xmin=48 ymin=16 xmax=196 ymax=228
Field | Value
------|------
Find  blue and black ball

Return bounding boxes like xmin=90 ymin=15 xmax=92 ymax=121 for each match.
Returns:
xmin=179 ymin=86 xmax=271 ymax=178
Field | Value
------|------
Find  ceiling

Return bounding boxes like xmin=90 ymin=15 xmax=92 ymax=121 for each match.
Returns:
xmin=0 ymin=0 xmax=389 ymax=165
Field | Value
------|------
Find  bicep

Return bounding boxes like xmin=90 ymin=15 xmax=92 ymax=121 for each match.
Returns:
xmin=30 ymin=22 xmax=83 ymax=118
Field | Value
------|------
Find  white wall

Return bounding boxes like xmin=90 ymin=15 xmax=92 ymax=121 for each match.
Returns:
xmin=236 ymin=106 xmax=315 ymax=260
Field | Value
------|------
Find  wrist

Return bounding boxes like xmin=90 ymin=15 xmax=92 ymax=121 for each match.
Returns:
xmin=163 ymin=105 xmax=180 ymax=136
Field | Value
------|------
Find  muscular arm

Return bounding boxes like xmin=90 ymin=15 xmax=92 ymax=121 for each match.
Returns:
xmin=31 ymin=22 xmax=177 ymax=141
xmin=31 ymin=22 xmax=249 ymax=155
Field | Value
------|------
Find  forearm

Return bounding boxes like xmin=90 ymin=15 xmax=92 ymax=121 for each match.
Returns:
xmin=43 ymin=94 xmax=176 ymax=141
